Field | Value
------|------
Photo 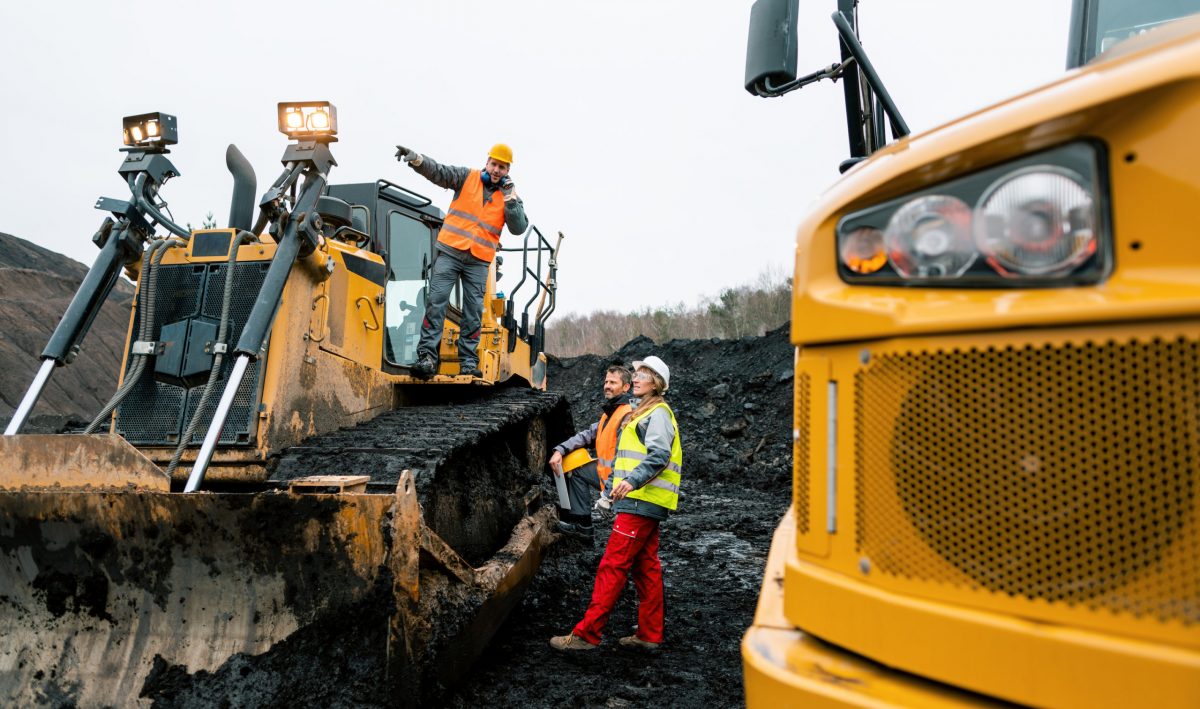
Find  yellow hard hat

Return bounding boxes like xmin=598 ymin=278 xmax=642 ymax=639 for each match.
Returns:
xmin=488 ymin=143 xmax=513 ymax=165
xmin=561 ymin=448 xmax=594 ymax=473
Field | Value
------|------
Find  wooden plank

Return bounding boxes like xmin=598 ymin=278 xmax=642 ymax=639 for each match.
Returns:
xmin=288 ymin=475 xmax=370 ymax=493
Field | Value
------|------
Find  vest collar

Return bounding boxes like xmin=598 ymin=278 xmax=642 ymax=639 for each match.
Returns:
xmin=602 ymin=392 xmax=632 ymax=416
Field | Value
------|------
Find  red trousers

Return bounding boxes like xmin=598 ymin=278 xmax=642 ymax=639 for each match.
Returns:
xmin=573 ymin=512 xmax=664 ymax=644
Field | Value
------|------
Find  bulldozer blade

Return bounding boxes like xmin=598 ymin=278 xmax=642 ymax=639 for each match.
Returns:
xmin=0 ymin=472 xmax=555 ymax=706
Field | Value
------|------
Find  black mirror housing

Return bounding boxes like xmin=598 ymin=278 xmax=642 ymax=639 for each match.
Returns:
xmin=745 ymin=0 xmax=799 ymax=96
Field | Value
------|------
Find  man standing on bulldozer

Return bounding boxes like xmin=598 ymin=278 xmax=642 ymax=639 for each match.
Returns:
xmin=548 ymin=364 xmax=634 ymax=540
xmin=394 ymin=143 xmax=528 ymax=378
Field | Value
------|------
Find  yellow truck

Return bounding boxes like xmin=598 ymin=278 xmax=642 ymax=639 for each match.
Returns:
xmin=742 ymin=1 xmax=1200 ymax=706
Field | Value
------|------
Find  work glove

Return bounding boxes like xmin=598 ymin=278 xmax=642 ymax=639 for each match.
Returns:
xmin=594 ymin=494 xmax=616 ymax=521
xmin=395 ymin=145 xmax=423 ymax=167
xmin=500 ymin=176 xmax=517 ymax=201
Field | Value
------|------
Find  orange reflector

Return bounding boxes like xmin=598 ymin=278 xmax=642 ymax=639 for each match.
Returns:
xmin=841 ymin=226 xmax=888 ymax=274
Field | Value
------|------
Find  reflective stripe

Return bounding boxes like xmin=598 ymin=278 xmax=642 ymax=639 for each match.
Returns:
xmin=597 ymin=457 xmax=615 ymax=468
xmin=615 ymin=451 xmax=679 ymax=473
xmin=646 ymin=477 xmax=679 ymax=494
xmin=448 ymin=208 xmax=502 ymax=236
xmin=440 ymin=223 xmax=498 ymax=253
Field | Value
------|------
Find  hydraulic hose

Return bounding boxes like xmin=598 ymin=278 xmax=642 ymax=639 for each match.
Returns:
xmin=131 ymin=173 xmax=190 ymax=238
xmin=84 ymin=238 xmax=184 ymax=433
xmin=166 ymin=230 xmax=254 ymax=476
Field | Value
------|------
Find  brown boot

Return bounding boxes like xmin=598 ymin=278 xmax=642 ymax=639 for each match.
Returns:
xmin=618 ymin=635 xmax=660 ymax=652
xmin=549 ymin=633 xmax=598 ymax=651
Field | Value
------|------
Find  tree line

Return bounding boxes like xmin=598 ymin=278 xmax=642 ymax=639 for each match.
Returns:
xmin=545 ymin=266 xmax=790 ymax=357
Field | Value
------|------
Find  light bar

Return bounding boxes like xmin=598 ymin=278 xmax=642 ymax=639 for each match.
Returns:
xmin=278 ymin=101 xmax=338 ymax=141
xmin=122 ymin=112 xmax=178 ymax=148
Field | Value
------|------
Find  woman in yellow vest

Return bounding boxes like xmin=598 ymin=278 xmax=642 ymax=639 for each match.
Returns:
xmin=551 ymin=355 xmax=683 ymax=653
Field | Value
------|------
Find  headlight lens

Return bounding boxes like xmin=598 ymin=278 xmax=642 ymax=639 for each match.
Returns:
xmin=840 ymin=226 xmax=887 ymax=274
xmin=974 ymin=167 xmax=1095 ymax=277
xmin=836 ymin=141 xmax=1110 ymax=287
xmin=885 ymin=195 xmax=976 ymax=278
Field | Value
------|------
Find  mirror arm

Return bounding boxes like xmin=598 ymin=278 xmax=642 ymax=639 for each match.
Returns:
xmin=757 ymin=62 xmax=844 ymax=98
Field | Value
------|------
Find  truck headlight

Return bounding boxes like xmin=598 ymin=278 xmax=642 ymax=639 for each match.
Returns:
xmin=974 ymin=167 xmax=1096 ymax=277
xmin=836 ymin=141 xmax=1111 ymax=286
xmin=885 ymin=195 xmax=976 ymax=278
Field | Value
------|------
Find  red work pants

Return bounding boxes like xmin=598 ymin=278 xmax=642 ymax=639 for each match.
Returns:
xmin=573 ymin=512 xmax=664 ymax=644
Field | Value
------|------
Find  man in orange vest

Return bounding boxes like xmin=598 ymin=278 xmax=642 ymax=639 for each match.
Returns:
xmin=548 ymin=364 xmax=633 ymax=540
xmin=394 ymin=143 xmax=528 ymax=379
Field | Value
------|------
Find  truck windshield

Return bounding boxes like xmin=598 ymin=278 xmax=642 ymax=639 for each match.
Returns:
xmin=1087 ymin=0 xmax=1200 ymax=61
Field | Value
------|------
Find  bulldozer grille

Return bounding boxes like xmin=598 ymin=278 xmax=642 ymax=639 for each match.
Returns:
xmin=854 ymin=333 xmax=1200 ymax=628
xmin=115 ymin=262 xmax=269 ymax=446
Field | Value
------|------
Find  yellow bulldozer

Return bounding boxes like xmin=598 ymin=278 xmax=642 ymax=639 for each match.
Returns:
xmin=0 ymin=102 xmax=572 ymax=705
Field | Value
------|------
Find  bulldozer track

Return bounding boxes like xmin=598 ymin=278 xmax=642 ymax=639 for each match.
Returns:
xmin=270 ymin=386 xmax=571 ymax=494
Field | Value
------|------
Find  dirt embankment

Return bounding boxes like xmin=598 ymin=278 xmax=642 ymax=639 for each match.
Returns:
xmin=0 ymin=232 xmax=134 ymax=429
xmin=446 ymin=327 xmax=794 ymax=707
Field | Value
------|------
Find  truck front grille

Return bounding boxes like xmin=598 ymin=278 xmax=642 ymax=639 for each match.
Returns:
xmin=854 ymin=333 xmax=1199 ymax=627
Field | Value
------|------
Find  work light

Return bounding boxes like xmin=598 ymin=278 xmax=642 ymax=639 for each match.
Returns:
xmin=278 ymin=101 xmax=338 ymax=140
xmin=122 ymin=112 xmax=178 ymax=149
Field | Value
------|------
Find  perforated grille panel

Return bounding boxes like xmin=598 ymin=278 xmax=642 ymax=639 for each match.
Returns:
xmin=115 ymin=262 xmax=269 ymax=446
xmin=794 ymin=371 xmax=811 ymax=534
xmin=855 ymin=335 xmax=1200 ymax=626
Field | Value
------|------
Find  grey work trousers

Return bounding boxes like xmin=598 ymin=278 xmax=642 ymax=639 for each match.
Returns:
xmin=418 ymin=246 xmax=489 ymax=367
xmin=562 ymin=460 xmax=603 ymax=519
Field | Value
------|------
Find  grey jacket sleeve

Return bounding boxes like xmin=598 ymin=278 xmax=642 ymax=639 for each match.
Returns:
xmin=410 ymin=155 xmax=470 ymax=194
xmin=553 ymin=422 xmax=599 ymax=456
xmin=504 ymin=197 xmax=528 ymax=235
xmin=624 ymin=408 xmax=675 ymax=489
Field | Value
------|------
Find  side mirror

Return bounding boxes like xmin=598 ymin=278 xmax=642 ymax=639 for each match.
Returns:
xmin=744 ymin=0 xmax=798 ymax=96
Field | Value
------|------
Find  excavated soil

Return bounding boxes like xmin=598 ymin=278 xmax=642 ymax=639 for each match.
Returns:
xmin=445 ymin=327 xmax=794 ymax=708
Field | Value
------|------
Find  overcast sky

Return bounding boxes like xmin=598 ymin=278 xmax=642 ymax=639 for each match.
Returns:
xmin=0 ymin=1 xmax=1071 ymax=317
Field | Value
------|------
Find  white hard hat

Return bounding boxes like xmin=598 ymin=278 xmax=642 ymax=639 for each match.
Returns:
xmin=632 ymin=355 xmax=670 ymax=392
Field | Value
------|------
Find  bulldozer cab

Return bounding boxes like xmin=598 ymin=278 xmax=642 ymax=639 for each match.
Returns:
xmin=323 ymin=180 xmax=559 ymax=375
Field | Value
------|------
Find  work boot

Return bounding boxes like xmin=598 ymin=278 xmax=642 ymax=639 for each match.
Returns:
xmin=410 ymin=354 xmax=436 ymax=380
xmin=556 ymin=519 xmax=594 ymax=541
xmin=461 ymin=363 xmax=482 ymax=378
xmin=618 ymin=635 xmax=661 ymax=652
xmin=549 ymin=633 xmax=598 ymax=652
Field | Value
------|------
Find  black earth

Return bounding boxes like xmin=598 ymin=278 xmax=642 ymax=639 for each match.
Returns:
xmin=445 ymin=326 xmax=794 ymax=708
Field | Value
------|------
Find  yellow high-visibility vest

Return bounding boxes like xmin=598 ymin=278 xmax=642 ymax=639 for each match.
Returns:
xmin=613 ymin=402 xmax=683 ymax=510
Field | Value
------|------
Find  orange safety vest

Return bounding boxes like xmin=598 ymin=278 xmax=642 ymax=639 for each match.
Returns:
xmin=437 ymin=170 xmax=505 ymax=262
xmin=594 ymin=403 xmax=632 ymax=484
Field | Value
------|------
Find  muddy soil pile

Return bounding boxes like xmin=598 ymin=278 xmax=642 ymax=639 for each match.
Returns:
xmin=0 ymin=232 xmax=134 ymax=430
xmin=446 ymin=326 xmax=794 ymax=707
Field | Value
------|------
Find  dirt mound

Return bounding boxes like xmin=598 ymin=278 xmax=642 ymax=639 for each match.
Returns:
xmin=445 ymin=327 xmax=793 ymax=707
xmin=0 ymin=232 xmax=134 ymax=429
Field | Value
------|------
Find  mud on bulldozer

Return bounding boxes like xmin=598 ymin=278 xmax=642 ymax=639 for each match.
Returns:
xmin=0 ymin=102 xmax=573 ymax=705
